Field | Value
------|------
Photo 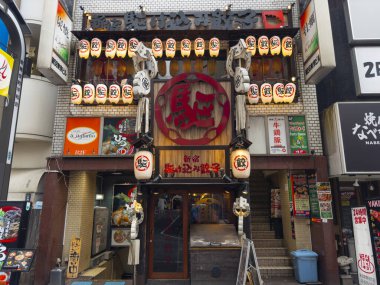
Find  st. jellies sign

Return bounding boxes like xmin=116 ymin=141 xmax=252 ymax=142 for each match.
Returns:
xmin=154 ymin=73 xmax=231 ymax=146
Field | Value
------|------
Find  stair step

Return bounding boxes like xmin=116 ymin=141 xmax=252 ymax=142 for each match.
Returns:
xmin=251 ymin=223 xmax=270 ymax=231
xmin=259 ymin=266 xmax=294 ymax=277
xmin=257 ymin=257 xmax=292 ymax=266
xmin=256 ymin=247 xmax=288 ymax=257
xmin=251 ymin=216 xmax=270 ymax=223
xmin=252 ymin=231 xmax=276 ymax=239
xmin=253 ymin=239 xmax=284 ymax=248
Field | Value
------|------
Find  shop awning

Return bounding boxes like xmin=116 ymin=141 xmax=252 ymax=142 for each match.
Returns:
xmin=9 ymin=169 xmax=46 ymax=193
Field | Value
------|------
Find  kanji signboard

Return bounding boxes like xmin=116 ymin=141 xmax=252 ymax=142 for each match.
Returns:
xmin=268 ymin=116 xmax=288 ymax=154
xmin=67 ymin=237 xmax=81 ymax=279
xmin=0 ymin=49 xmax=14 ymax=98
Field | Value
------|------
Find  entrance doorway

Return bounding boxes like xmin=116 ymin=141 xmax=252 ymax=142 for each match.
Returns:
xmin=148 ymin=191 xmax=189 ymax=279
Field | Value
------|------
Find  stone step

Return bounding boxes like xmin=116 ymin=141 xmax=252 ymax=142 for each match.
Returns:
xmin=251 ymin=216 xmax=270 ymax=223
xmin=252 ymin=230 xmax=276 ymax=239
xmin=259 ymin=266 xmax=294 ymax=278
xmin=256 ymin=247 xmax=288 ymax=257
xmin=253 ymin=239 xmax=284 ymax=248
xmin=251 ymin=223 xmax=270 ymax=231
xmin=257 ymin=256 xmax=292 ymax=266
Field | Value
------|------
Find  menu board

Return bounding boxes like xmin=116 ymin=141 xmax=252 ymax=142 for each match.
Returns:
xmin=307 ymin=173 xmax=320 ymax=221
xmin=2 ymin=249 xmax=35 ymax=272
xmin=102 ymin=117 xmax=137 ymax=155
xmin=367 ymin=199 xmax=380 ymax=281
xmin=291 ymin=174 xmax=310 ymax=217
xmin=288 ymin=116 xmax=309 ymax=154
xmin=316 ymin=182 xmax=333 ymax=219
xmin=91 ymin=207 xmax=109 ymax=257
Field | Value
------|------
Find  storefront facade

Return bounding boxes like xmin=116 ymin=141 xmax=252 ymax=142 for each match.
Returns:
xmin=34 ymin=1 xmax=339 ymax=284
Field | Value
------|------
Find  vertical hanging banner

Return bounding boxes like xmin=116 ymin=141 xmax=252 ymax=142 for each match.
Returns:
xmin=307 ymin=173 xmax=321 ymax=222
xmin=291 ymin=174 xmax=310 ymax=217
xmin=67 ymin=237 xmax=81 ymax=279
xmin=367 ymin=199 xmax=380 ymax=281
xmin=288 ymin=116 xmax=309 ymax=154
xmin=0 ymin=49 xmax=14 ymax=98
xmin=352 ymin=207 xmax=378 ymax=285
xmin=267 ymin=116 xmax=288 ymax=154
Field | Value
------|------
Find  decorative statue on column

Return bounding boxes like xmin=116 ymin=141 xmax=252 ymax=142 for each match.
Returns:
xmin=226 ymin=39 xmax=251 ymax=135
xmin=233 ymin=196 xmax=251 ymax=237
xmin=132 ymin=42 xmax=158 ymax=135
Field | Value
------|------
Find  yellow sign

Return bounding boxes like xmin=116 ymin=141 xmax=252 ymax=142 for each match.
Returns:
xmin=67 ymin=237 xmax=81 ymax=278
xmin=0 ymin=48 xmax=14 ymax=98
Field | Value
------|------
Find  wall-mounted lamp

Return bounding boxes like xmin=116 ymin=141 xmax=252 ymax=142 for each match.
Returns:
xmin=353 ymin=179 xmax=359 ymax=187
xmin=95 ymin=194 xmax=104 ymax=200
xmin=139 ymin=5 xmax=146 ymax=13
xmin=291 ymin=76 xmax=298 ymax=82
xmin=224 ymin=4 xmax=232 ymax=12
xmin=287 ymin=2 xmax=295 ymax=10
xmin=369 ymin=183 xmax=375 ymax=191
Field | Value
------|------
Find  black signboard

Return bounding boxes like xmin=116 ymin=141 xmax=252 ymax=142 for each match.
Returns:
xmin=91 ymin=207 xmax=110 ymax=257
xmin=338 ymin=103 xmax=380 ymax=173
xmin=366 ymin=198 xmax=380 ymax=281
xmin=2 ymin=249 xmax=35 ymax=272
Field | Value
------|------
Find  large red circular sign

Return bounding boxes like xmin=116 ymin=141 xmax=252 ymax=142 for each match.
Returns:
xmin=154 ymin=73 xmax=230 ymax=145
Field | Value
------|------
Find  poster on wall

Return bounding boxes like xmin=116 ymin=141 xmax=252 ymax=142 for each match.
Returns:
xmin=1 ymin=249 xmax=35 ymax=272
xmin=102 ymin=118 xmax=137 ymax=155
xmin=91 ymin=207 xmax=109 ymax=257
xmin=64 ymin=117 xmax=101 ymax=156
xmin=268 ymin=116 xmax=288 ymax=155
xmin=316 ymin=182 xmax=333 ymax=219
xmin=112 ymin=185 xmax=137 ymax=227
xmin=288 ymin=116 xmax=309 ymax=154
xmin=366 ymin=199 xmax=380 ymax=281
xmin=291 ymin=174 xmax=310 ymax=217
xmin=111 ymin=228 xmax=131 ymax=247
xmin=352 ymin=207 xmax=378 ymax=285
xmin=0 ymin=49 xmax=14 ymax=98
xmin=307 ymin=173 xmax=320 ymax=221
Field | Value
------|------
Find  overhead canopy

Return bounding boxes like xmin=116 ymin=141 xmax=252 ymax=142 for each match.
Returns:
xmin=9 ymin=168 xmax=46 ymax=193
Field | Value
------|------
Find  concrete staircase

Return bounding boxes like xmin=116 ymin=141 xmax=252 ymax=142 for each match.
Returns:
xmin=250 ymin=172 xmax=294 ymax=279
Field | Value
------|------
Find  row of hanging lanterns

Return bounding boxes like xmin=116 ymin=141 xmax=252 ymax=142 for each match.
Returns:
xmin=70 ymin=82 xmax=134 ymax=105
xmin=247 ymin=82 xmax=296 ymax=104
xmin=78 ymin=35 xmax=293 ymax=60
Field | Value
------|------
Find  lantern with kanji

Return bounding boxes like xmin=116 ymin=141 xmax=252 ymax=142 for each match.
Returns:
xmin=282 ymin=36 xmax=293 ymax=57
xmin=79 ymin=39 xmax=90 ymax=59
xmin=231 ymin=148 xmax=251 ymax=179
xmin=260 ymin=83 xmax=272 ymax=104
xmin=270 ymin=36 xmax=281 ymax=56
xmin=247 ymin=83 xmax=259 ymax=104
xmin=116 ymin=38 xmax=128 ymax=58
xmin=181 ymin=39 xmax=191 ymax=58
xmin=152 ymin=38 xmax=163 ymax=58
xmin=165 ymin=38 xmax=176 ymax=58
xmin=71 ymin=83 xmax=82 ymax=105
xmin=90 ymin=38 xmax=102 ymax=58
xmin=128 ymin=38 xmax=139 ymax=58
xmin=109 ymin=83 xmax=120 ymax=104
xmin=96 ymin=83 xmax=107 ymax=104
xmin=273 ymin=83 xmax=285 ymax=103
xmin=258 ymin=36 xmax=269 ymax=56
xmin=246 ymin=36 xmax=256 ymax=56
xmin=122 ymin=83 xmax=134 ymax=104
xmin=83 ymin=83 xmax=95 ymax=104
xmin=194 ymin=37 xmax=205 ymax=57
xmin=209 ymin=37 xmax=220 ymax=57
xmin=105 ymin=39 xmax=117 ymax=59
xmin=134 ymin=150 xmax=153 ymax=180
xmin=284 ymin=82 xmax=296 ymax=103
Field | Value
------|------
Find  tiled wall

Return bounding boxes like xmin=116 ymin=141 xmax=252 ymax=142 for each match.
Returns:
xmin=51 ymin=0 xmax=323 ymax=156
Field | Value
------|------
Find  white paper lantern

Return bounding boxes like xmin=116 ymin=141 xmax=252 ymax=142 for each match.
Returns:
xmin=96 ymin=84 xmax=107 ymax=104
xmin=270 ymin=36 xmax=281 ymax=56
xmin=152 ymin=38 xmax=163 ymax=58
xmin=134 ymin=150 xmax=153 ymax=180
xmin=245 ymin=36 xmax=256 ymax=56
xmin=71 ymin=84 xmax=82 ymax=105
xmin=79 ymin=39 xmax=90 ymax=59
xmin=247 ymin=83 xmax=259 ymax=104
xmin=260 ymin=83 xmax=272 ymax=104
xmin=105 ymin=39 xmax=117 ymax=59
xmin=116 ymin=38 xmax=128 ymax=58
xmin=83 ymin=83 xmax=95 ymax=104
xmin=231 ymin=149 xmax=251 ymax=179
xmin=165 ymin=38 xmax=176 ymax=58
xmin=122 ymin=84 xmax=134 ymax=104
xmin=209 ymin=37 xmax=220 ymax=57
xmin=128 ymin=38 xmax=139 ymax=58
xmin=109 ymin=84 xmax=121 ymax=104
xmin=282 ymin=36 xmax=293 ymax=57
xmin=194 ymin=38 xmax=205 ymax=57
xmin=273 ymin=83 xmax=285 ymax=103
xmin=181 ymin=39 xmax=191 ymax=58
xmin=284 ymin=82 xmax=296 ymax=103
xmin=90 ymin=38 xmax=102 ymax=58
xmin=258 ymin=36 xmax=269 ymax=56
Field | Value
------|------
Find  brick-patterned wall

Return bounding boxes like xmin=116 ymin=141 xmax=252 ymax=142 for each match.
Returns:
xmin=62 ymin=171 xmax=96 ymax=272
xmin=51 ymin=0 xmax=323 ymax=156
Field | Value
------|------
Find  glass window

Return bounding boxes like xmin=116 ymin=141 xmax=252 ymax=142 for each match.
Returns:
xmin=190 ymin=192 xmax=231 ymax=224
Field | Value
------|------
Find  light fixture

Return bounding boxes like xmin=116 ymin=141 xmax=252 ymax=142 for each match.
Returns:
xmin=287 ymin=2 xmax=295 ymax=10
xmin=353 ymin=179 xmax=359 ymax=187
xmin=369 ymin=183 xmax=375 ymax=191
xmin=224 ymin=4 xmax=232 ymax=12
xmin=242 ymin=189 xmax=248 ymax=195
xmin=222 ymin=174 xmax=233 ymax=183
xmin=153 ymin=191 xmax=159 ymax=195
xmin=137 ymin=186 xmax=143 ymax=196
xmin=95 ymin=194 xmax=104 ymax=200
xmin=139 ymin=5 xmax=146 ymax=13
xmin=291 ymin=76 xmax=297 ymax=82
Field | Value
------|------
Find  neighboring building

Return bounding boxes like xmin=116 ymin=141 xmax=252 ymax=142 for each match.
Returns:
xmin=34 ymin=1 xmax=339 ymax=285
xmin=316 ymin=0 xmax=380 ymax=284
